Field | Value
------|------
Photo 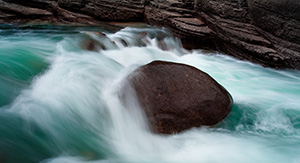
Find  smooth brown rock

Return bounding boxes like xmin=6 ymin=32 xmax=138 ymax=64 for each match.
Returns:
xmin=125 ymin=61 xmax=232 ymax=134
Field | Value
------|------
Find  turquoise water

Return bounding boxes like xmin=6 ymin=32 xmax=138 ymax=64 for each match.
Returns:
xmin=0 ymin=24 xmax=300 ymax=163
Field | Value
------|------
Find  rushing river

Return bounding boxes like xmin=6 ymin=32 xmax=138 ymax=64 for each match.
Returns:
xmin=0 ymin=24 xmax=300 ymax=163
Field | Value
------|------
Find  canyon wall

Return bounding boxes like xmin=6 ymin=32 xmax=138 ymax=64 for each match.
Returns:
xmin=1 ymin=0 xmax=300 ymax=69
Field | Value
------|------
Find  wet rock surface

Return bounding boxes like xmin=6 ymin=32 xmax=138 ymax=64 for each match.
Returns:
xmin=125 ymin=61 xmax=233 ymax=134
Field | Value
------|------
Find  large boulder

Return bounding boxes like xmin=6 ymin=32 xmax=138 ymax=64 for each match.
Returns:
xmin=124 ymin=61 xmax=232 ymax=134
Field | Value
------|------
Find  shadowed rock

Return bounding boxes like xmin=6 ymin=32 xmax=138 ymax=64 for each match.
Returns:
xmin=123 ymin=61 xmax=232 ymax=134
xmin=145 ymin=0 xmax=300 ymax=69
xmin=1 ymin=0 xmax=300 ymax=69
xmin=194 ymin=0 xmax=300 ymax=69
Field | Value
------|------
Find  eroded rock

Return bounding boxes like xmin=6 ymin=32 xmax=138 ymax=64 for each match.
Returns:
xmin=1 ymin=0 xmax=300 ymax=69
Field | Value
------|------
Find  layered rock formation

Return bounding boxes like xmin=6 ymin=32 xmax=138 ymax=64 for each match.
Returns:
xmin=0 ymin=0 xmax=145 ymax=24
xmin=145 ymin=0 xmax=300 ymax=69
xmin=122 ymin=61 xmax=232 ymax=134
xmin=195 ymin=0 xmax=300 ymax=69
xmin=144 ymin=0 xmax=214 ymax=49
xmin=1 ymin=0 xmax=300 ymax=69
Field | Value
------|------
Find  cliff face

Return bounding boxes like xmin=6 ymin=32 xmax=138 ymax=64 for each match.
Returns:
xmin=57 ymin=0 xmax=145 ymax=21
xmin=145 ymin=0 xmax=300 ymax=69
xmin=0 ymin=0 xmax=146 ymax=24
xmin=1 ymin=0 xmax=300 ymax=69
xmin=195 ymin=0 xmax=300 ymax=69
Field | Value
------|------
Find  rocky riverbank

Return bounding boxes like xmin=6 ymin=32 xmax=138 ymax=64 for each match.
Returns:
xmin=1 ymin=0 xmax=299 ymax=69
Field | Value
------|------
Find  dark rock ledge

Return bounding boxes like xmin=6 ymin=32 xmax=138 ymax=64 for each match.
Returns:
xmin=1 ymin=0 xmax=300 ymax=69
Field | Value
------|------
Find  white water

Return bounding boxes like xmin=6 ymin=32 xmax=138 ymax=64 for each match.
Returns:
xmin=2 ymin=26 xmax=300 ymax=163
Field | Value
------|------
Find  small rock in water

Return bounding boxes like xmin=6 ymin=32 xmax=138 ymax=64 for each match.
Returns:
xmin=81 ymin=38 xmax=98 ymax=51
xmin=81 ymin=31 xmax=117 ymax=51
xmin=136 ymin=31 xmax=149 ymax=47
xmin=121 ymin=61 xmax=233 ymax=134
xmin=119 ymin=39 xmax=128 ymax=47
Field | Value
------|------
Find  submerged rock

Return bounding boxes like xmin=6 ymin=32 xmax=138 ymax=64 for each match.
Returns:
xmin=123 ymin=61 xmax=232 ymax=134
xmin=81 ymin=38 xmax=99 ymax=51
xmin=81 ymin=31 xmax=118 ymax=51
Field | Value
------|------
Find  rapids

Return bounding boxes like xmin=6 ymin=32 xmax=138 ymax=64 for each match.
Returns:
xmin=0 ymin=24 xmax=300 ymax=163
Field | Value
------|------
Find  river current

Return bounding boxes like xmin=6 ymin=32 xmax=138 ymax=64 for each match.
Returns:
xmin=0 ymin=24 xmax=300 ymax=163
